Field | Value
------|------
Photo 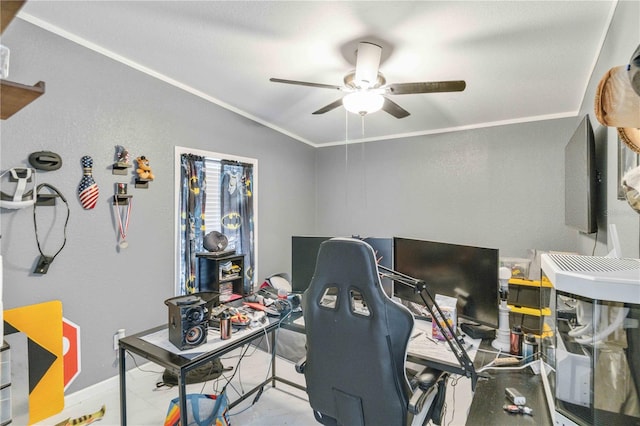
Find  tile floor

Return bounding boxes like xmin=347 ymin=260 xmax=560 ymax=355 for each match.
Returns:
xmin=34 ymin=346 xmax=472 ymax=425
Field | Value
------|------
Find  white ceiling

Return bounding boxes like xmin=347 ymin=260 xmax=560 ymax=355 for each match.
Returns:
xmin=17 ymin=1 xmax=616 ymax=147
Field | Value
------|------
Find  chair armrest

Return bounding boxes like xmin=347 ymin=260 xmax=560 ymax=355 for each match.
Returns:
xmin=416 ymin=369 xmax=440 ymax=390
xmin=295 ymin=355 xmax=306 ymax=374
xmin=408 ymin=368 xmax=444 ymax=415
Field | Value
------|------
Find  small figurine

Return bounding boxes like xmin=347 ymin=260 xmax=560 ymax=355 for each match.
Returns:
xmin=114 ymin=145 xmax=130 ymax=166
xmin=136 ymin=156 xmax=155 ymax=181
xmin=78 ymin=155 xmax=99 ymax=209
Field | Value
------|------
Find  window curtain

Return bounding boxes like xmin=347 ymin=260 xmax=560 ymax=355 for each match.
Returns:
xmin=220 ymin=161 xmax=254 ymax=293
xmin=180 ymin=154 xmax=206 ymax=295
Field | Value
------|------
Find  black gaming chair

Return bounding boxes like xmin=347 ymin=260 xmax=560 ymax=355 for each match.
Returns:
xmin=298 ymin=237 xmax=448 ymax=426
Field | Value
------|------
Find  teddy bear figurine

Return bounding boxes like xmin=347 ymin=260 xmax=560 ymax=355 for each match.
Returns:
xmin=136 ymin=156 xmax=155 ymax=181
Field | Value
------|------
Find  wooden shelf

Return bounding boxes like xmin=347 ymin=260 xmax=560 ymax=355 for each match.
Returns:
xmin=1 ymin=80 xmax=45 ymax=119
xmin=1 ymin=1 xmax=26 ymax=34
xmin=1 ymin=1 xmax=45 ymax=120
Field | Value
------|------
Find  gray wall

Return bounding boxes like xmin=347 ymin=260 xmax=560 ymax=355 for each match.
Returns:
xmin=575 ymin=0 xmax=640 ymax=258
xmin=1 ymin=20 xmax=316 ymax=393
xmin=316 ymin=0 xmax=640 ymax=260
xmin=315 ymin=118 xmax=577 ymax=257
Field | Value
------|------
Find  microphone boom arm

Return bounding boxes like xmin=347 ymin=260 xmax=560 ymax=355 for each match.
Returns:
xmin=377 ymin=265 xmax=478 ymax=389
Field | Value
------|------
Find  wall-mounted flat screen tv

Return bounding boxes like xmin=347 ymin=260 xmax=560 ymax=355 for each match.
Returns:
xmin=565 ymin=114 xmax=597 ymax=234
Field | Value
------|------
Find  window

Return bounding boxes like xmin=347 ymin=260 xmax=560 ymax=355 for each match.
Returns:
xmin=174 ymin=147 xmax=258 ymax=296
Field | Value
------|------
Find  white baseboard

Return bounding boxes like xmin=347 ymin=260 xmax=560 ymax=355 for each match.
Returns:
xmin=63 ymin=361 xmax=156 ymax=407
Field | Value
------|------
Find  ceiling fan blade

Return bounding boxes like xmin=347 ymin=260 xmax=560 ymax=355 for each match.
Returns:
xmin=354 ymin=42 xmax=382 ymax=89
xmin=312 ymin=98 xmax=345 ymax=115
xmin=382 ymin=97 xmax=410 ymax=119
xmin=388 ymin=80 xmax=466 ymax=95
xmin=270 ymin=78 xmax=343 ymax=91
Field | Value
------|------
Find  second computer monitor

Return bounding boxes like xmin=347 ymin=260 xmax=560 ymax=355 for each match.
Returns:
xmin=393 ymin=237 xmax=499 ymax=329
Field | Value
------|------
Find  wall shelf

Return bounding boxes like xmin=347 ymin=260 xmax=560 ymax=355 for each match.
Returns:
xmin=113 ymin=194 xmax=133 ymax=205
xmin=0 ymin=1 xmax=25 ymax=33
xmin=0 ymin=80 xmax=45 ymax=119
xmin=1 ymin=1 xmax=46 ymax=120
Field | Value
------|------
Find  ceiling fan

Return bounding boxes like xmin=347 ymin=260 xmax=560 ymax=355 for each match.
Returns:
xmin=270 ymin=41 xmax=466 ymax=118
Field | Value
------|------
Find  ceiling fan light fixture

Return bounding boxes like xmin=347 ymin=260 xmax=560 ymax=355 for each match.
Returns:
xmin=354 ymin=42 xmax=382 ymax=89
xmin=343 ymin=92 xmax=384 ymax=116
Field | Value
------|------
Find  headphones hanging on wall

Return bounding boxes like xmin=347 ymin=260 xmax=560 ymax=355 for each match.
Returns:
xmin=0 ymin=168 xmax=37 ymax=209
xmin=32 ymin=183 xmax=70 ymax=274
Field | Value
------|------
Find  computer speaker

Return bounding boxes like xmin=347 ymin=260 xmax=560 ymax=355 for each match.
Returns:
xmin=166 ymin=295 xmax=208 ymax=350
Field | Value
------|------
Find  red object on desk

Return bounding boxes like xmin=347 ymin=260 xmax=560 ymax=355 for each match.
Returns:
xmin=243 ymin=302 xmax=267 ymax=311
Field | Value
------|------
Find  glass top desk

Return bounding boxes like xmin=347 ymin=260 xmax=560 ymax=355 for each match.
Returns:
xmin=118 ymin=314 xmax=304 ymax=426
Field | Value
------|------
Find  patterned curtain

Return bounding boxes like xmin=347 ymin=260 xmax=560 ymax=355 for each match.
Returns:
xmin=220 ymin=161 xmax=254 ymax=293
xmin=179 ymin=154 xmax=206 ymax=295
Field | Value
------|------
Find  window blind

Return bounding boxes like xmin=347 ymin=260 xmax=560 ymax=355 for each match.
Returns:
xmin=204 ymin=157 xmax=221 ymax=233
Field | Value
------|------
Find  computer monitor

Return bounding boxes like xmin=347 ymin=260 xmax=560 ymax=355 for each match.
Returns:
xmin=363 ymin=237 xmax=393 ymax=297
xmin=393 ymin=237 xmax=499 ymax=329
xmin=291 ymin=236 xmax=394 ymax=296
xmin=291 ymin=236 xmax=331 ymax=293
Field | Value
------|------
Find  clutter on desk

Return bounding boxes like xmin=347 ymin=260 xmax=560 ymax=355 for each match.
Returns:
xmin=219 ymin=311 xmax=232 ymax=340
xmin=510 ymin=325 xmax=523 ymax=356
xmin=165 ymin=294 xmax=208 ymax=350
xmin=505 ymin=386 xmax=526 ymax=406
xmin=161 ymin=285 xmax=296 ymax=351
xmin=432 ymin=294 xmax=457 ymax=341
xmin=503 ymin=404 xmax=533 ymax=416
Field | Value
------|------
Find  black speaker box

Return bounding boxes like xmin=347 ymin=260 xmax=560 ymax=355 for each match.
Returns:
xmin=165 ymin=295 xmax=208 ymax=350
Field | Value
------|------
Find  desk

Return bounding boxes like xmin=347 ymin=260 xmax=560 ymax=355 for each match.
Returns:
xmin=406 ymin=319 xmax=552 ymax=425
xmin=118 ymin=315 xmax=304 ymax=426
xmin=466 ymin=366 xmax=552 ymax=425
xmin=466 ymin=340 xmax=553 ymax=425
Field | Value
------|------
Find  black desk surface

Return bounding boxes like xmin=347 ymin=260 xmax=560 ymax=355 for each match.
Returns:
xmin=467 ymin=368 xmax=552 ymax=425
xmin=466 ymin=340 xmax=552 ymax=425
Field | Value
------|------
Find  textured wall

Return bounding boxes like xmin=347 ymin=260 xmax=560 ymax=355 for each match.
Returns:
xmin=575 ymin=0 xmax=640 ymax=258
xmin=0 ymin=20 xmax=316 ymax=393
xmin=315 ymin=118 xmax=577 ymax=258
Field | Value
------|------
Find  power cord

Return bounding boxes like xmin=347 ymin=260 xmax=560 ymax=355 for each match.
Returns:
xmin=591 ymin=228 xmax=599 ymax=256
xmin=227 ymin=306 xmax=292 ymax=418
xmin=445 ymin=375 xmax=461 ymax=426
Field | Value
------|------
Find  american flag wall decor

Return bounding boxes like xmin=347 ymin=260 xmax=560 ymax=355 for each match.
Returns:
xmin=78 ymin=155 xmax=99 ymax=209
